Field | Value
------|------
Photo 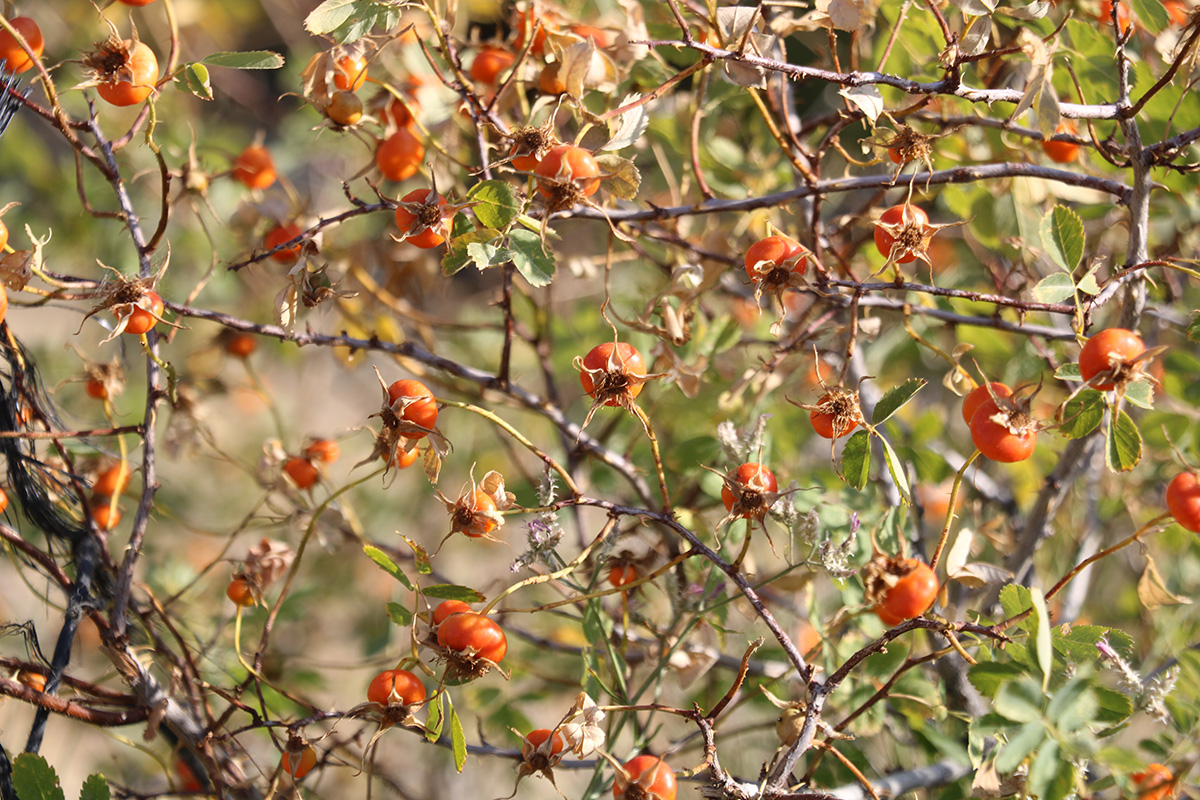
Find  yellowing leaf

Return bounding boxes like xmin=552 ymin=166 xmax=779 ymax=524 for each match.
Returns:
xmin=1138 ymin=554 xmax=1192 ymax=610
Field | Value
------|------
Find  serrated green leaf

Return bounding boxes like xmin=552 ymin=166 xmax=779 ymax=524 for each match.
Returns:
xmin=1105 ymin=408 xmax=1142 ymax=472
xmin=201 ymin=51 xmax=285 ymax=70
xmin=422 ymin=584 xmax=486 ymax=602
xmin=1031 ymin=587 xmax=1052 ymax=689
xmin=999 ymin=584 xmax=1033 ymax=623
xmin=174 ymin=63 xmax=213 ymax=100
xmin=995 ymin=720 xmax=1046 ymax=774
xmin=80 ymin=774 xmax=110 ymax=800
xmin=1031 ymin=272 xmax=1076 ymax=303
xmin=1124 ymin=380 xmax=1153 ymax=409
xmin=385 ymin=602 xmax=412 ymax=626
xmin=363 ymin=545 xmax=413 ymax=590
xmin=1055 ymin=362 xmax=1083 ymax=381
xmin=1028 ymin=741 xmax=1075 ymax=800
xmin=968 ymin=661 xmax=1025 ymax=697
xmin=878 ymin=434 xmax=912 ymax=502
xmin=873 ymin=378 xmax=926 ymax=424
xmin=467 ymin=180 xmax=521 ymax=230
xmin=304 ymin=0 xmax=358 ymax=35
xmin=1053 ymin=624 xmax=1113 ymax=661
xmin=994 ymin=679 xmax=1043 ymax=723
xmin=465 ymin=241 xmax=515 ymax=270
xmin=442 ymin=228 xmax=501 ymax=276
xmin=841 ymin=430 xmax=871 ymax=490
xmin=447 ymin=695 xmax=467 ymax=772
xmin=1059 ymin=389 xmax=1105 ymax=439
xmin=13 ymin=754 xmax=65 ymax=800
xmin=509 ymin=229 xmax=555 ymax=287
xmin=1039 ymin=205 xmax=1085 ymax=272
xmin=426 ymin=692 xmax=444 ymax=741
xmin=1093 ymin=685 xmax=1135 ymax=723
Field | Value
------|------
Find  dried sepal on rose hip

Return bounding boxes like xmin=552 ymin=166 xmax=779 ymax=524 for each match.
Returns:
xmin=434 ymin=469 xmax=515 ymax=547
xmin=1076 ymin=327 xmax=1164 ymax=396
xmin=298 ymin=45 xmax=371 ymax=104
xmin=707 ymin=461 xmax=784 ymax=524
xmin=511 ymin=727 xmax=568 ymax=789
xmin=361 ymin=667 xmax=427 ymax=730
xmin=863 ymin=555 xmax=939 ymax=626
xmin=82 ymin=358 xmax=126 ymax=401
xmin=502 ymin=113 xmax=561 ymax=173
xmin=969 ymin=383 xmax=1040 ymax=463
xmin=226 ymin=537 xmax=295 ymax=607
xmin=392 ymin=181 xmax=476 ymax=250
xmin=575 ymin=340 xmax=664 ymax=435
xmin=435 ymin=611 xmax=508 ymax=681
xmin=860 ymin=122 xmax=940 ymax=178
xmin=360 ymin=368 xmax=449 ymax=478
xmin=280 ymin=732 xmax=318 ymax=781
xmin=788 ymin=384 xmax=864 ymax=440
xmin=872 ymin=200 xmax=962 ymax=277
xmin=78 ymin=267 xmax=175 ymax=343
xmin=605 ymin=753 xmax=677 ymax=800
xmin=80 ymin=23 xmax=159 ymax=107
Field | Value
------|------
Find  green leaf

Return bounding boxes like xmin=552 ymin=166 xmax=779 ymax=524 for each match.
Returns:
xmin=1028 ymin=741 xmax=1075 ymax=800
xmin=1031 ymin=587 xmax=1053 ymax=690
xmin=12 ymin=754 xmax=65 ymax=800
xmin=1059 ymin=389 xmax=1105 ymax=439
xmin=447 ymin=695 xmax=467 ymax=772
xmin=1052 ymin=624 xmax=1114 ymax=661
xmin=877 ymin=434 xmax=912 ymax=502
xmin=1093 ymin=685 xmax=1135 ymax=723
xmin=872 ymin=378 xmax=926 ymax=424
xmin=362 ymin=545 xmax=413 ymax=590
xmin=200 ymin=51 xmax=285 ymax=70
xmin=422 ymin=584 xmax=486 ymax=602
xmin=994 ymin=679 xmax=1043 ymax=723
xmin=999 ymin=584 xmax=1033 ymax=624
xmin=385 ymin=602 xmax=412 ymax=627
xmin=1123 ymin=380 xmax=1154 ymax=409
xmin=841 ymin=430 xmax=871 ymax=490
xmin=1129 ymin=0 xmax=1169 ymax=28
xmin=80 ymin=774 xmax=110 ymax=800
xmin=1039 ymin=205 xmax=1085 ymax=272
xmin=1076 ymin=263 xmax=1102 ymax=296
xmin=1047 ymin=679 xmax=1097 ymax=732
xmin=174 ymin=63 xmax=213 ymax=100
xmin=995 ymin=720 xmax=1045 ymax=774
xmin=1055 ymin=362 xmax=1083 ymax=381
xmin=1031 ymin=272 xmax=1076 ymax=304
xmin=467 ymin=181 xmax=521 ymax=230
xmin=968 ymin=661 xmax=1025 ymax=697
xmin=442 ymin=228 xmax=502 ymax=277
xmin=509 ymin=229 xmax=556 ymax=287
xmin=305 ymin=0 xmax=358 ymax=35
xmin=425 ymin=692 xmax=444 ymax=742
xmin=1187 ymin=313 xmax=1200 ymax=343
xmin=402 ymin=535 xmax=432 ymax=575
xmin=465 ymin=241 xmax=516 ymax=270
xmin=1105 ymin=408 xmax=1142 ymax=472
